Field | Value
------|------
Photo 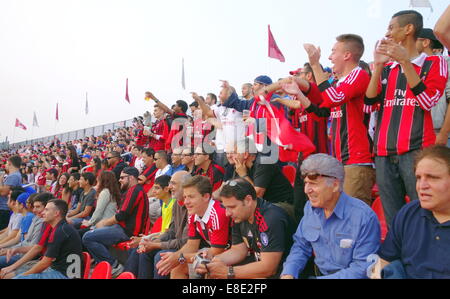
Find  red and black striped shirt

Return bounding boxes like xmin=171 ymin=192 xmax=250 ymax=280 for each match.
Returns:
xmin=115 ymin=184 xmax=150 ymax=237
xmin=194 ymin=162 xmax=225 ymax=192
xmin=141 ymin=163 xmax=158 ymax=193
xmin=307 ymin=67 xmax=373 ymax=165
xmin=300 ymin=83 xmax=329 ymax=154
xmin=365 ymin=54 xmax=448 ymax=156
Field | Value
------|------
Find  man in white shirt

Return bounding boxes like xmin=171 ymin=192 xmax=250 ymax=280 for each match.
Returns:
xmin=154 ymin=151 xmax=172 ymax=178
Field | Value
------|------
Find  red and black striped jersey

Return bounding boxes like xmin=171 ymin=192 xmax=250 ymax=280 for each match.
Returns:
xmin=365 ymin=54 xmax=448 ymax=156
xmin=141 ymin=163 xmax=158 ymax=193
xmin=135 ymin=129 xmax=149 ymax=147
xmin=310 ymin=67 xmax=373 ymax=165
xmin=115 ymin=184 xmax=150 ymax=237
xmin=300 ymin=83 xmax=329 ymax=154
xmin=194 ymin=162 xmax=225 ymax=192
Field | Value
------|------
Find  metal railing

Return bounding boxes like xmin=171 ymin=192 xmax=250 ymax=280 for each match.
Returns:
xmin=7 ymin=119 xmax=135 ymax=150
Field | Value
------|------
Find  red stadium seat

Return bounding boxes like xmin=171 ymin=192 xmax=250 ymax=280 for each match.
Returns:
xmin=282 ymin=165 xmax=296 ymax=187
xmin=116 ymin=272 xmax=136 ymax=279
xmin=371 ymin=197 xmax=388 ymax=241
xmin=90 ymin=261 xmax=112 ymax=279
xmin=82 ymin=252 xmax=91 ymax=279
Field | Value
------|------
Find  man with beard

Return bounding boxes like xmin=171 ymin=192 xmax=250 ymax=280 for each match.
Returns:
xmin=82 ymin=167 xmax=150 ymax=277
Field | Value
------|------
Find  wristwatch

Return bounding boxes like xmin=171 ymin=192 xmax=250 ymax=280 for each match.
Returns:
xmin=178 ymin=253 xmax=186 ymax=265
xmin=227 ymin=266 xmax=235 ymax=279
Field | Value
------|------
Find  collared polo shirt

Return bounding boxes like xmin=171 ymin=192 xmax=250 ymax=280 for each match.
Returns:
xmin=378 ymin=200 xmax=450 ymax=279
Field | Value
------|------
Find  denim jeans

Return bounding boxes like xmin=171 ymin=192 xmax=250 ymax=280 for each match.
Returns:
xmin=13 ymin=267 xmax=68 ymax=279
xmin=0 ymin=254 xmax=22 ymax=269
xmin=374 ymin=150 xmax=419 ymax=227
xmin=82 ymin=224 xmax=129 ymax=265
xmin=124 ymin=248 xmax=173 ymax=279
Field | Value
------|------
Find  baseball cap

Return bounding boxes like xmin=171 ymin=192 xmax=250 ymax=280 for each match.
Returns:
xmin=254 ymin=75 xmax=273 ymax=86
xmin=418 ymin=28 xmax=438 ymax=41
xmin=122 ymin=167 xmax=140 ymax=179
xmin=82 ymin=154 xmax=92 ymax=159
xmin=17 ymin=192 xmax=30 ymax=207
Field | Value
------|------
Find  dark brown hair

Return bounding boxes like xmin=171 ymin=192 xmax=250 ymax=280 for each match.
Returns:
xmin=97 ymin=171 xmax=121 ymax=206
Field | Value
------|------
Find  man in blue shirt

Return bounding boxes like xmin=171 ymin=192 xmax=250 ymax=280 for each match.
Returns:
xmin=375 ymin=145 xmax=450 ymax=279
xmin=0 ymin=156 xmax=23 ymax=230
xmin=281 ymin=154 xmax=380 ymax=279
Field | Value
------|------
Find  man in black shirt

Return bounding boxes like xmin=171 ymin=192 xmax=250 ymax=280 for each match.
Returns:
xmin=196 ymin=179 xmax=295 ymax=279
xmin=13 ymin=199 xmax=83 ymax=279
xmin=233 ymin=140 xmax=295 ymax=218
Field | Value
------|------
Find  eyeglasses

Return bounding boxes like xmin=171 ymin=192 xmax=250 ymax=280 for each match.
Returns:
xmin=301 ymin=173 xmax=336 ymax=181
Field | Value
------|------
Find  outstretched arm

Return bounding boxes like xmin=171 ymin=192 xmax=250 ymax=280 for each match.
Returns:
xmin=434 ymin=5 xmax=450 ymax=50
xmin=191 ymin=92 xmax=215 ymax=119
xmin=145 ymin=91 xmax=174 ymax=115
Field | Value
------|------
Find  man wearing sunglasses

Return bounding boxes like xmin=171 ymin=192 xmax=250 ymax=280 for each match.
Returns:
xmin=281 ymin=154 xmax=380 ymax=279
xmin=196 ymin=178 xmax=296 ymax=279
xmin=106 ymin=151 xmax=127 ymax=183
xmin=82 ymin=167 xmax=150 ymax=277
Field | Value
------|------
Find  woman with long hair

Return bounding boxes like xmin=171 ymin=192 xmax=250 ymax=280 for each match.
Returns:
xmin=53 ymin=172 xmax=70 ymax=200
xmin=67 ymin=145 xmax=81 ymax=173
xmin=80 ymin=171 xmax=120 ymax=234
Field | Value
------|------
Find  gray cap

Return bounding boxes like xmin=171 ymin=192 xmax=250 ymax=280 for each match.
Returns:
xmin=300 ymin=154 xmax=344 ymax=183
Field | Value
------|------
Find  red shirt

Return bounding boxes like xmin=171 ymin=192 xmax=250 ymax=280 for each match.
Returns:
xmin=149 ymin=119 xmax=169 ymax=151
xmin=315 ymin=67 xmax=373 ymax=165
xmin=188 ymin=199 xmax=230 ymax=248
xmin=194 ymin=162 xmax=224 ymax=192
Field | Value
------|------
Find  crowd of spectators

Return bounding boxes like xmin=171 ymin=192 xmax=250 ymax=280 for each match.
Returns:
xmin=0 ymin=8 xmax=449 ymax=279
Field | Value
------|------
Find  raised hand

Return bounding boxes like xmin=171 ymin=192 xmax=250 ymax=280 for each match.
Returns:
xmin=374 ymin=40 xmax=390 ymax=66
xmin=281 ymin=81 xmax=301 ymax=96
xmin=303 ymin=43 xmax=321 ymax=66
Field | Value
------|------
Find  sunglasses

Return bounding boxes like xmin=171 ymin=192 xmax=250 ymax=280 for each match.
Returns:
xmin=301 ymin=173 xmax=336 ymax=181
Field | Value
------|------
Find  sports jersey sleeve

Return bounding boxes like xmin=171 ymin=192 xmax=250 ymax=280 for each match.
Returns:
xmin=410 ymin=56 xmax=449 ymax=111
xmin=319 ymin=68 xmax=370 ymax=109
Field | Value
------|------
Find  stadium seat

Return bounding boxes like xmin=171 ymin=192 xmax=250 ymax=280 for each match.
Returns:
xmin=82 ymin=251 xmax=91 ymax=279
xmin=371 ymin=197 xmax=388 ymax=241
xmin=282 ymin=165 xmax=296 ymax=187
xmin=116 ymin=272 xmax=136 ymax=279
xmin=90 ymin=261 xmax=112 ymax=279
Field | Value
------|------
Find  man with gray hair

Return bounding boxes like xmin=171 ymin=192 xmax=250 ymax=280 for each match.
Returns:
xmin=281 ymin=154 xmax=380 ymax=279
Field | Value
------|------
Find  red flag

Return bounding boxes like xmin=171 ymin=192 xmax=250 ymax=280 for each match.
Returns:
xmin=15 ymin=118 xmax=27 ymax=130
xmin=56 ymin=103 xmax=59 ymax=121
xmin=125 ymin=78 xmax=130 ymax=103
xmin=268 ymin=25 xmax=285 ymax=63
xmin=250 ymin=93 xmax=316 ymax=162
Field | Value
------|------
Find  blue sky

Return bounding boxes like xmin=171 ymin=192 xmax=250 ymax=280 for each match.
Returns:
xmin=0 ymin=0 xmax=448 ymax=143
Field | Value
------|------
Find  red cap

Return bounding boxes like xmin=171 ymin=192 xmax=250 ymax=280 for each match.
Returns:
xmin=289 ymin=68 xmax=303 ymax=76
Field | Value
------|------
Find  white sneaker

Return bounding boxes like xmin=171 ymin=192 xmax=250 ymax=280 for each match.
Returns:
xmin=111 ymin=263 xmax=124 ymax=278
